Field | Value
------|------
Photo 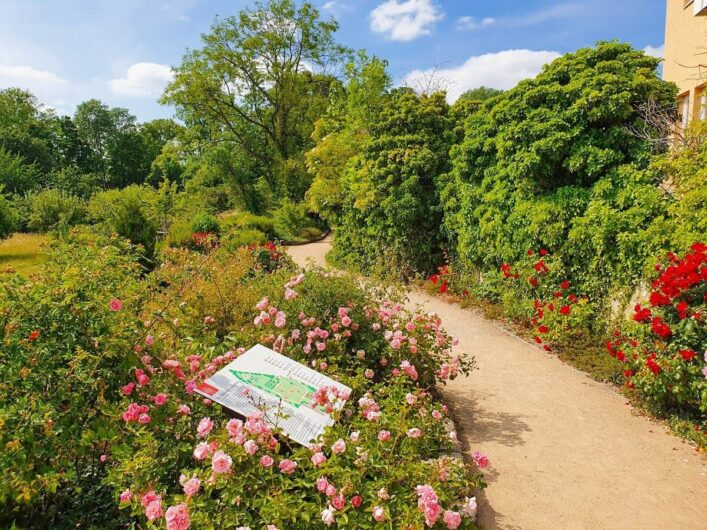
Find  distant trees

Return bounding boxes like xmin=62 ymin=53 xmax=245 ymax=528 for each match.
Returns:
xmin=163 ymin=0 xmax=350 ymax=208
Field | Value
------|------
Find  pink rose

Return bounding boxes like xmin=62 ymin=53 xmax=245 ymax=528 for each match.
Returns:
xmin=377 ymin=430 xmax=390 ymax=442
xmin=471 ymin=451 xmax=489 ymax=469
xmin=154 ymin=393 xmax=167 ymax=406
xmin=331 ymin=439 xmax=346 ymax=455
xmin=197 ymin=417 xmax=213 ymax=438
xmin=145 ymin=499 xmax=162 ymax=521
xmin=443 ymin=510 xmax=462 ymax=530
xmin=165 ymin=503 xmax=190 ymax=530
xmin=332 ymin=495 xmax=345 ymax=510
xmin=407 ymin=428 xmax=422 ymax=438
xmin=278 ymin=459 xmax=297 ymax=474
xmin=260 ymin=455 xmax=274 ymax=468
xmin=372 ymin=506 xmax=386 ymax=522
xmin=256 ymin=297 xmax=269 ymax=311
xmin=311 ymin=452 xmax=327 ymax=466
xmin=350 ymin=431 xmax=360 ymax=443
xmin=325 ymin=484 xmax=336 ymax=497
xmin=177 ymin=404 xmax=191 ymax=415
xmin=138 ymin=413 xmax=151 ymax=424
xmin=119 ymin=489 xmax=132 ymax=503
xmin=145 ymin=334 xmax=154 ymax=346
xmin=109 ymin=298 xmax=123 ymax=311
xmin=316 ymin=477 xmax=329 ymax=492
xmin=121 ymin=383 xmax=135 ymax=396
xmin=211 ymin=450 xmax=232 ymax=474
xmin=244 ymin=440 xmax=259 ymax=456
xmin=182 ymin=476 xmax=200 ymax=497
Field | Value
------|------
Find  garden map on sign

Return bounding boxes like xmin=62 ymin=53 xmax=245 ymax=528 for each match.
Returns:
xmin=195 ymin=344 xmax=351 ymax=447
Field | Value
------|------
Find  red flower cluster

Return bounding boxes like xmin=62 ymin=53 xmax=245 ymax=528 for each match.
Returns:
xmin=429 ymin=265 xmax=451 ymax=294
xmin=191 ymin=232 xmax=218 ymax=250
xmin=649 ymin=242 xmax=706 ymax=310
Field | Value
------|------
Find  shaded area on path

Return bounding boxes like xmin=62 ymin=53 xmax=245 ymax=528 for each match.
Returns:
xmin=286 ymin=238 xmax=707 ymax=530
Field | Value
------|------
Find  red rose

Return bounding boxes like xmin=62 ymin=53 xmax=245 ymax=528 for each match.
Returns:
xmin=538 ymin=325 xmax=549 ymax=334
xmin=28 ymin=330 xmax=40 ymax=341
xmin=675 ymin=300 xmax=688 ymax=319
xmin=539 ymin=249 xmax=548 ymax=256
xmin=351 ymin=495 xmax=362 ymax=508
xmin=560 ymin=280 xmax=570 ymax=290
xmin=651 ymin=317 xmax=672 ymax=339
xmin=439 ymin=282 xmax=448 ymax=294
xmin=559 ymin=305 xmax=570 ymax=316
xmin=527 ymin=249 xmax=534 ymax=256
xmin=646 ymin=355 xmax=661 ymax=375
xmin=529 ymin=277 xmax=539 ymax=287
xmin=534 ymin=336 xmax=542 ymax=344
xmin=430 ymin=274 xmax=438 ymax=284
xmin=679 ymin=349 xmax=697 ymax=361
xmin=633 ymin=305 xmax=652 ymax=323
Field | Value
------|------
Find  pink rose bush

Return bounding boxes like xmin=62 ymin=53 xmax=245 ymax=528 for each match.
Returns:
xmin=106 ymin=263 xmax=483 ymax=528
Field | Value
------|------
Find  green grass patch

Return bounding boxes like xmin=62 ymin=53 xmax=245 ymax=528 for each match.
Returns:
xmin=0 ymin=233 xmax=49 ymax=276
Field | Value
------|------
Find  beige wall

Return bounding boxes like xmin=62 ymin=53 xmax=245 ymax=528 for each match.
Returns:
xmin=664 ymin=1 xmax=707 ymax=123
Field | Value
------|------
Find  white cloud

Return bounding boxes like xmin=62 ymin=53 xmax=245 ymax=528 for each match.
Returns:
xmin=643 ymin=44 xmax=664 ymax=59
xmin=405 ymin=49 xmax=561 ymax=102
xmin=0 ymin=64 xmax=67 ymax=89
xmin=322 ymin=1 xmax=352 ymax=15
xmin=456 ymin=16 xmax=496 ymax=31
xmin=108 ymin=62 xmax=174 ymax=98
xmin=370 ymin=0 xmax=444 ymax=42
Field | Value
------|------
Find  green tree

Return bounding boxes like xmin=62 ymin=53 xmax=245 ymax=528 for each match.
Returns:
xmin=332 ymin=90 xmax=454 ymax=276
xmin=73 ymin=99 xmax=139 ymax=188
xmin=163 ymin=0 xmax=350 ymax=203
xmin=0 ymin=185 xmax=16 ymax=239
xmin=306 ymin=54 xmax=391 ymax=224
xmin=458 ymin=86 xmax=503 ymax=102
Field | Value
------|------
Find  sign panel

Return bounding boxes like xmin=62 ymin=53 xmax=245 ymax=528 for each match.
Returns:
xmin=195 ymin=344 xmax=351 ymax=447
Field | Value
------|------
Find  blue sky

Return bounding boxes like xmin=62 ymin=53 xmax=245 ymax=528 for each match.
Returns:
xmin=0 ymin=0 xmax=666 ymax=121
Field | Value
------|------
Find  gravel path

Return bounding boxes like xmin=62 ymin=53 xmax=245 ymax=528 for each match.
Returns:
xmin=286 ymin=238 xmax=707 ymax=530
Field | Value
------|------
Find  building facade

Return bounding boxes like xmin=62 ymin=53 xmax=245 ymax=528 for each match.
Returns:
xmin=663 ymin=0 xmax=707 ymax=128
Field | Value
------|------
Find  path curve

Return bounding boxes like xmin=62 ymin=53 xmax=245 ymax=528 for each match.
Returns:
xmin=287 ymin=238 xmax=707 ymax=530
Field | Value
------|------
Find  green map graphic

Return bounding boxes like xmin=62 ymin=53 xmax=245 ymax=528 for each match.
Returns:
xmin=230 ymin=370 xmax=316 ymax=408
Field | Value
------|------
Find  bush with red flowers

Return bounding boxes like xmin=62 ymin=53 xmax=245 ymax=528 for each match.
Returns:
xmin=608 ymin=243 xmax=706 ymax=416
xmin=496 ymin=249 xmax=597 ymax=350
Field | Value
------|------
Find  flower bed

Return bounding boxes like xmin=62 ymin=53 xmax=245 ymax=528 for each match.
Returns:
xmin=110 ymin=264 xmax=485 ymax=529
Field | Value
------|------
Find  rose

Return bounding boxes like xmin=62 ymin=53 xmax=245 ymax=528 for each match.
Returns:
xmin=211 ymin=450 xmax=232 ymax=474
xmin=278 ymin=459 xmax=297 ymax=474
xmin=165 ymin=503 xmax=190 ymax=530
xmin=197 ymin=417 xmax=213 ymax=438
xmin=311 ymin=452 xmax=327 ymax=466
xmin=443 ymin=510 xmax=462 ymax=530
xmin=377 ymin=430 xmax=390 ymax=442
xmin=372 ymin=506 xmax=386 ymax=522
xmin=260 ymin=455 xmax=274 ymax=468
xmin=331 ymin=439 xmax=346 ymax=455
xmin=109 ymin=298 xmax=123 ymax=311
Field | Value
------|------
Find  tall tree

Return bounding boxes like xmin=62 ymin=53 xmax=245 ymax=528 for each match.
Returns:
xmin=163 ymin=0 xmax=350 ymax=203
xmin=73 ymin=99 xmax=137 ymax=188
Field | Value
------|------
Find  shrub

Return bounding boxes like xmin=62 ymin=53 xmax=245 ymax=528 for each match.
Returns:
xmin=88 ymin=185 xmax=159 ymax=261
xmin=0 ymin=231 xmax=143 ymax=528
xmin=189 ymin=211 xmax=220 ymax=235
xmin=272 ymin=198 xmax=314 ymax=241
xmin=0 ymin=186 xmax=16 ymax=239
xmin=220 ymin=211 xmax=277 ymax=239
xmin=164 ymin=218 xmax=194 ymax=249
xmin=609 ymin=244 xmax=706 ymax=416
xmin=107 ymin=266 xmax=481 ymax=529
xmin=332 ymin=90 xmax=454 ymax=277
xmin=222 ymin=227 xmax=267 ymax=250
xmin=443 ymin=42 xmax=677 ymax=303
xmin=25 ymin=188 xmax=87 ymax=232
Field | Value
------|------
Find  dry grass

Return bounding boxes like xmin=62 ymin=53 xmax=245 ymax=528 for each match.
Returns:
xmin=0 ymin=233 xmax=49 ymax=276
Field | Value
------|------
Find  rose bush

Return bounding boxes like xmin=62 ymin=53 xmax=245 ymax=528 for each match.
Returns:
xmin=608 ymin=244 xmax=706 ymax=416
xmin=107 ymin=260 xmax=482 ymax=529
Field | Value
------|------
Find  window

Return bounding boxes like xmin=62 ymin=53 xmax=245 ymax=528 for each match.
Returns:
xmin=695 ymin=85 xmax=707 ymax=121
xmin=678 ymin=93 xmax=690 ymax=129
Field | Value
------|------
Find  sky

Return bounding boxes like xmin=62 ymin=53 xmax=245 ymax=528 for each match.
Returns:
xmin=0 ymin=0 xmax=667 ymax=122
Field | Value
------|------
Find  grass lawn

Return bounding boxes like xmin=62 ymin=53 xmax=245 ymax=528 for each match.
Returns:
xmin=0 ymin=233 xmax=49 ymax=276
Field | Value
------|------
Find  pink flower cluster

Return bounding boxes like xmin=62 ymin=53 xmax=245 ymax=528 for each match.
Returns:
xmin=358 ymin=395 xmax=381 ymax=421
xmin=122 ymin=402 xmax=151 ymax=424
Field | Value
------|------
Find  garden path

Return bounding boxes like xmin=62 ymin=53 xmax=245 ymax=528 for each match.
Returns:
xmin=286 ymin=237 xmax=707 ymax=530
